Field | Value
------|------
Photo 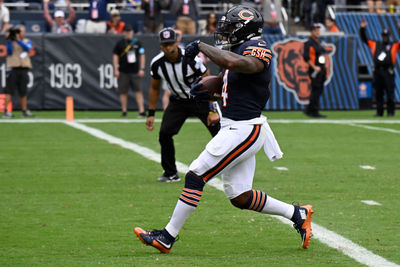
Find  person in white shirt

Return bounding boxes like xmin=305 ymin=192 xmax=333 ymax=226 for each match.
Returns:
xmin=0 ymin=0 xmax=10 ymax=33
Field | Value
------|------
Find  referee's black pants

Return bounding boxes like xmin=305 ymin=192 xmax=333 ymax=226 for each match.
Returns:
xmin=159 ymin=97 xmax=220 ymax=177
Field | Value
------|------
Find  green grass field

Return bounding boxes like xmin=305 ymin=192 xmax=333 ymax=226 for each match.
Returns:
xmin=1 ymin=110 xmax=399 ymax=266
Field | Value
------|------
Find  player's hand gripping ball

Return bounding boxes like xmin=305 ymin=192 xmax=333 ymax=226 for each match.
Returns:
xmin=190 ymin=76 xmax=223 ymax=101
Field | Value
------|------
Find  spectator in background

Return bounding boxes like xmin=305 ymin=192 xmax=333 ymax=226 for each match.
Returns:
xmin=387 ymin=0 xmax=400 ymax=10
xmin=291 ymin=0 xmax=302 ymax=24
xmin=302 ymin=0 xmax=314 ymax=30
xmin=2 ymin=25 xmax=34 ymax=118
xmin=107 ymin=9 xmax=125 ymax=33
xmin=345 ymin=0 xmax=362 ymax=11
xmin=86 ymin=0 xmax=109 ymax=33
xmin=141 ymin=0 xmax=170 ymax=34
xmin=112 ymin=24 xmax=146 ymax=117
xmin=43 ymin=0 xmax=75 ymax=33
xmin=367 ymin=0 xmax=384 ymax=13
xmin=325 ymin=17 xmax=339 ymax=32
xmin=316 ymin=0 xmax=333 ymax=25
xmin=262 ymin=0 xmax=282 ymax=34
xmin=0 ymin=0 xmax=10 ymax=33
xmin=170 ymin=0 xmax=200 ymax=34
xmin=198 ymin=13 xmax=217 ymax=35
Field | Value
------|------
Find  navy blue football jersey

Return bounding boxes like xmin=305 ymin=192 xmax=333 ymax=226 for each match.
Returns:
xmin=221 ymin=39 xmax=272 ymax=121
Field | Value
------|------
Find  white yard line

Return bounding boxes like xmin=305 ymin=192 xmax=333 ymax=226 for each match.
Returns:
xmin=0 ymin=119 xmax=66 ymax=123
xmin=346 ymin=123 xmax=400 ymax=134
xmin=273 ymin=166 xmax=289 ymax=171
xmin=361 ymin=200 xmax=382 ymax=206
xmin=64 ymin=121 xmax=398 ymax=267
xmin=274 ymin=216 xmax=396 ymax=267
xmin=360 ymin=165 xmax=376 ymax=170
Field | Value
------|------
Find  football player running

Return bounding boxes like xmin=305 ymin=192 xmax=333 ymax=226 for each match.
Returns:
xmin=134 ymin=5 xmax=313 ymax=253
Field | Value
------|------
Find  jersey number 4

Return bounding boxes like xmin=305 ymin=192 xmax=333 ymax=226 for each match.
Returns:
xmin=222 ymin=70 xmax=229 ymax=107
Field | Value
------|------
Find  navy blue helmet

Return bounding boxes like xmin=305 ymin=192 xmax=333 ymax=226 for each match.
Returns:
xmin=215 ymin=5 xmax=264 ymax=49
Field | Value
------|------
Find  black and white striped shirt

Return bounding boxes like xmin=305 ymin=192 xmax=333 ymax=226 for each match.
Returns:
xmin=150 ymin=48 xmax=207 ymax=99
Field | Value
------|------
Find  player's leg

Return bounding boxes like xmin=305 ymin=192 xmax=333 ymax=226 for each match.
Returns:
xmin=134 ymin=171 xmax=205 ymax=253
xmin=134 ymin=123 xmax=256 ymax=252
xmin=224 ymin=156 xmax=313 ymax=249
xmin=157 ymin=99 xmax=188 ymax=181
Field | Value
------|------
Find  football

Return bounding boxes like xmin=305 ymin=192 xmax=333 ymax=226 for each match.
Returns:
xmin=199 ymin=75 xmax=223 ymax=100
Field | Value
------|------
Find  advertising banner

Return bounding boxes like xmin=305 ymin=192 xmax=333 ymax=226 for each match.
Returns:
xmin=0 ymin=34 xmax=374 ymax=111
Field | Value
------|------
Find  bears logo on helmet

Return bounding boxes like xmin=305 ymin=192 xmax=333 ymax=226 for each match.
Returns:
xmin=215 ymin=5 xmax=264 ymax=49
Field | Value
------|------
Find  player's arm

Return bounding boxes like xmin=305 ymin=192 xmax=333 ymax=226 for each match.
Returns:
xmin=146 ymin=78 xmax=161 ymax=131
xmin=198 ymin=42 xmax=264 ymax=74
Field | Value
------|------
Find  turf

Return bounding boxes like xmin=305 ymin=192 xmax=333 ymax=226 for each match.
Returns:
xmin=0 ymin=111 xmax=399 ymax=266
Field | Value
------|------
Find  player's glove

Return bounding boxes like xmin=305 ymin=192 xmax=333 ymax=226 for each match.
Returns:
xmin=190 ymin=77 xmax=210 ymax=101
xmin=185 ymin=40 xmax=201 ymax=60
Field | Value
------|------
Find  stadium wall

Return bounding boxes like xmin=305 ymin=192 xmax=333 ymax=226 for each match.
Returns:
xmin=0 ymin=33 xmax=396 ymax=111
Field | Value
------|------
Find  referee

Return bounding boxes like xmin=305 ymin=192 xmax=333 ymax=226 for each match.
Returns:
xmin=146 ymin=27 xmax=220 ymax=182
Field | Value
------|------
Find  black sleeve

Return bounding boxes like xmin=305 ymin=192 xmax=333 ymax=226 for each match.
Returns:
xmin=150 ymin=61 xmax=161 ymax=79
xmin=359 ymin=27 xmax=368 ymax=44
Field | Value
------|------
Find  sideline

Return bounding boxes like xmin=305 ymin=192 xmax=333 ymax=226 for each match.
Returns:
xmin=65 ymin=121 xmax=399 ymax=267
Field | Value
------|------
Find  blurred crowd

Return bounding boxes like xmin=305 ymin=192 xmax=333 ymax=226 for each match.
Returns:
xmin=0 ymin=0 xmax=400 ymax=34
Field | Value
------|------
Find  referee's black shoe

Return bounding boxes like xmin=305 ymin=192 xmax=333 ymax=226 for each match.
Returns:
xmin=157 ymin=173 xmax=180 ymax=182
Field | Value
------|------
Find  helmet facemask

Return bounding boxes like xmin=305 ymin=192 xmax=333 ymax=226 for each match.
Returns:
xmin=215 ymin=19 xmax=238 ymax=49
